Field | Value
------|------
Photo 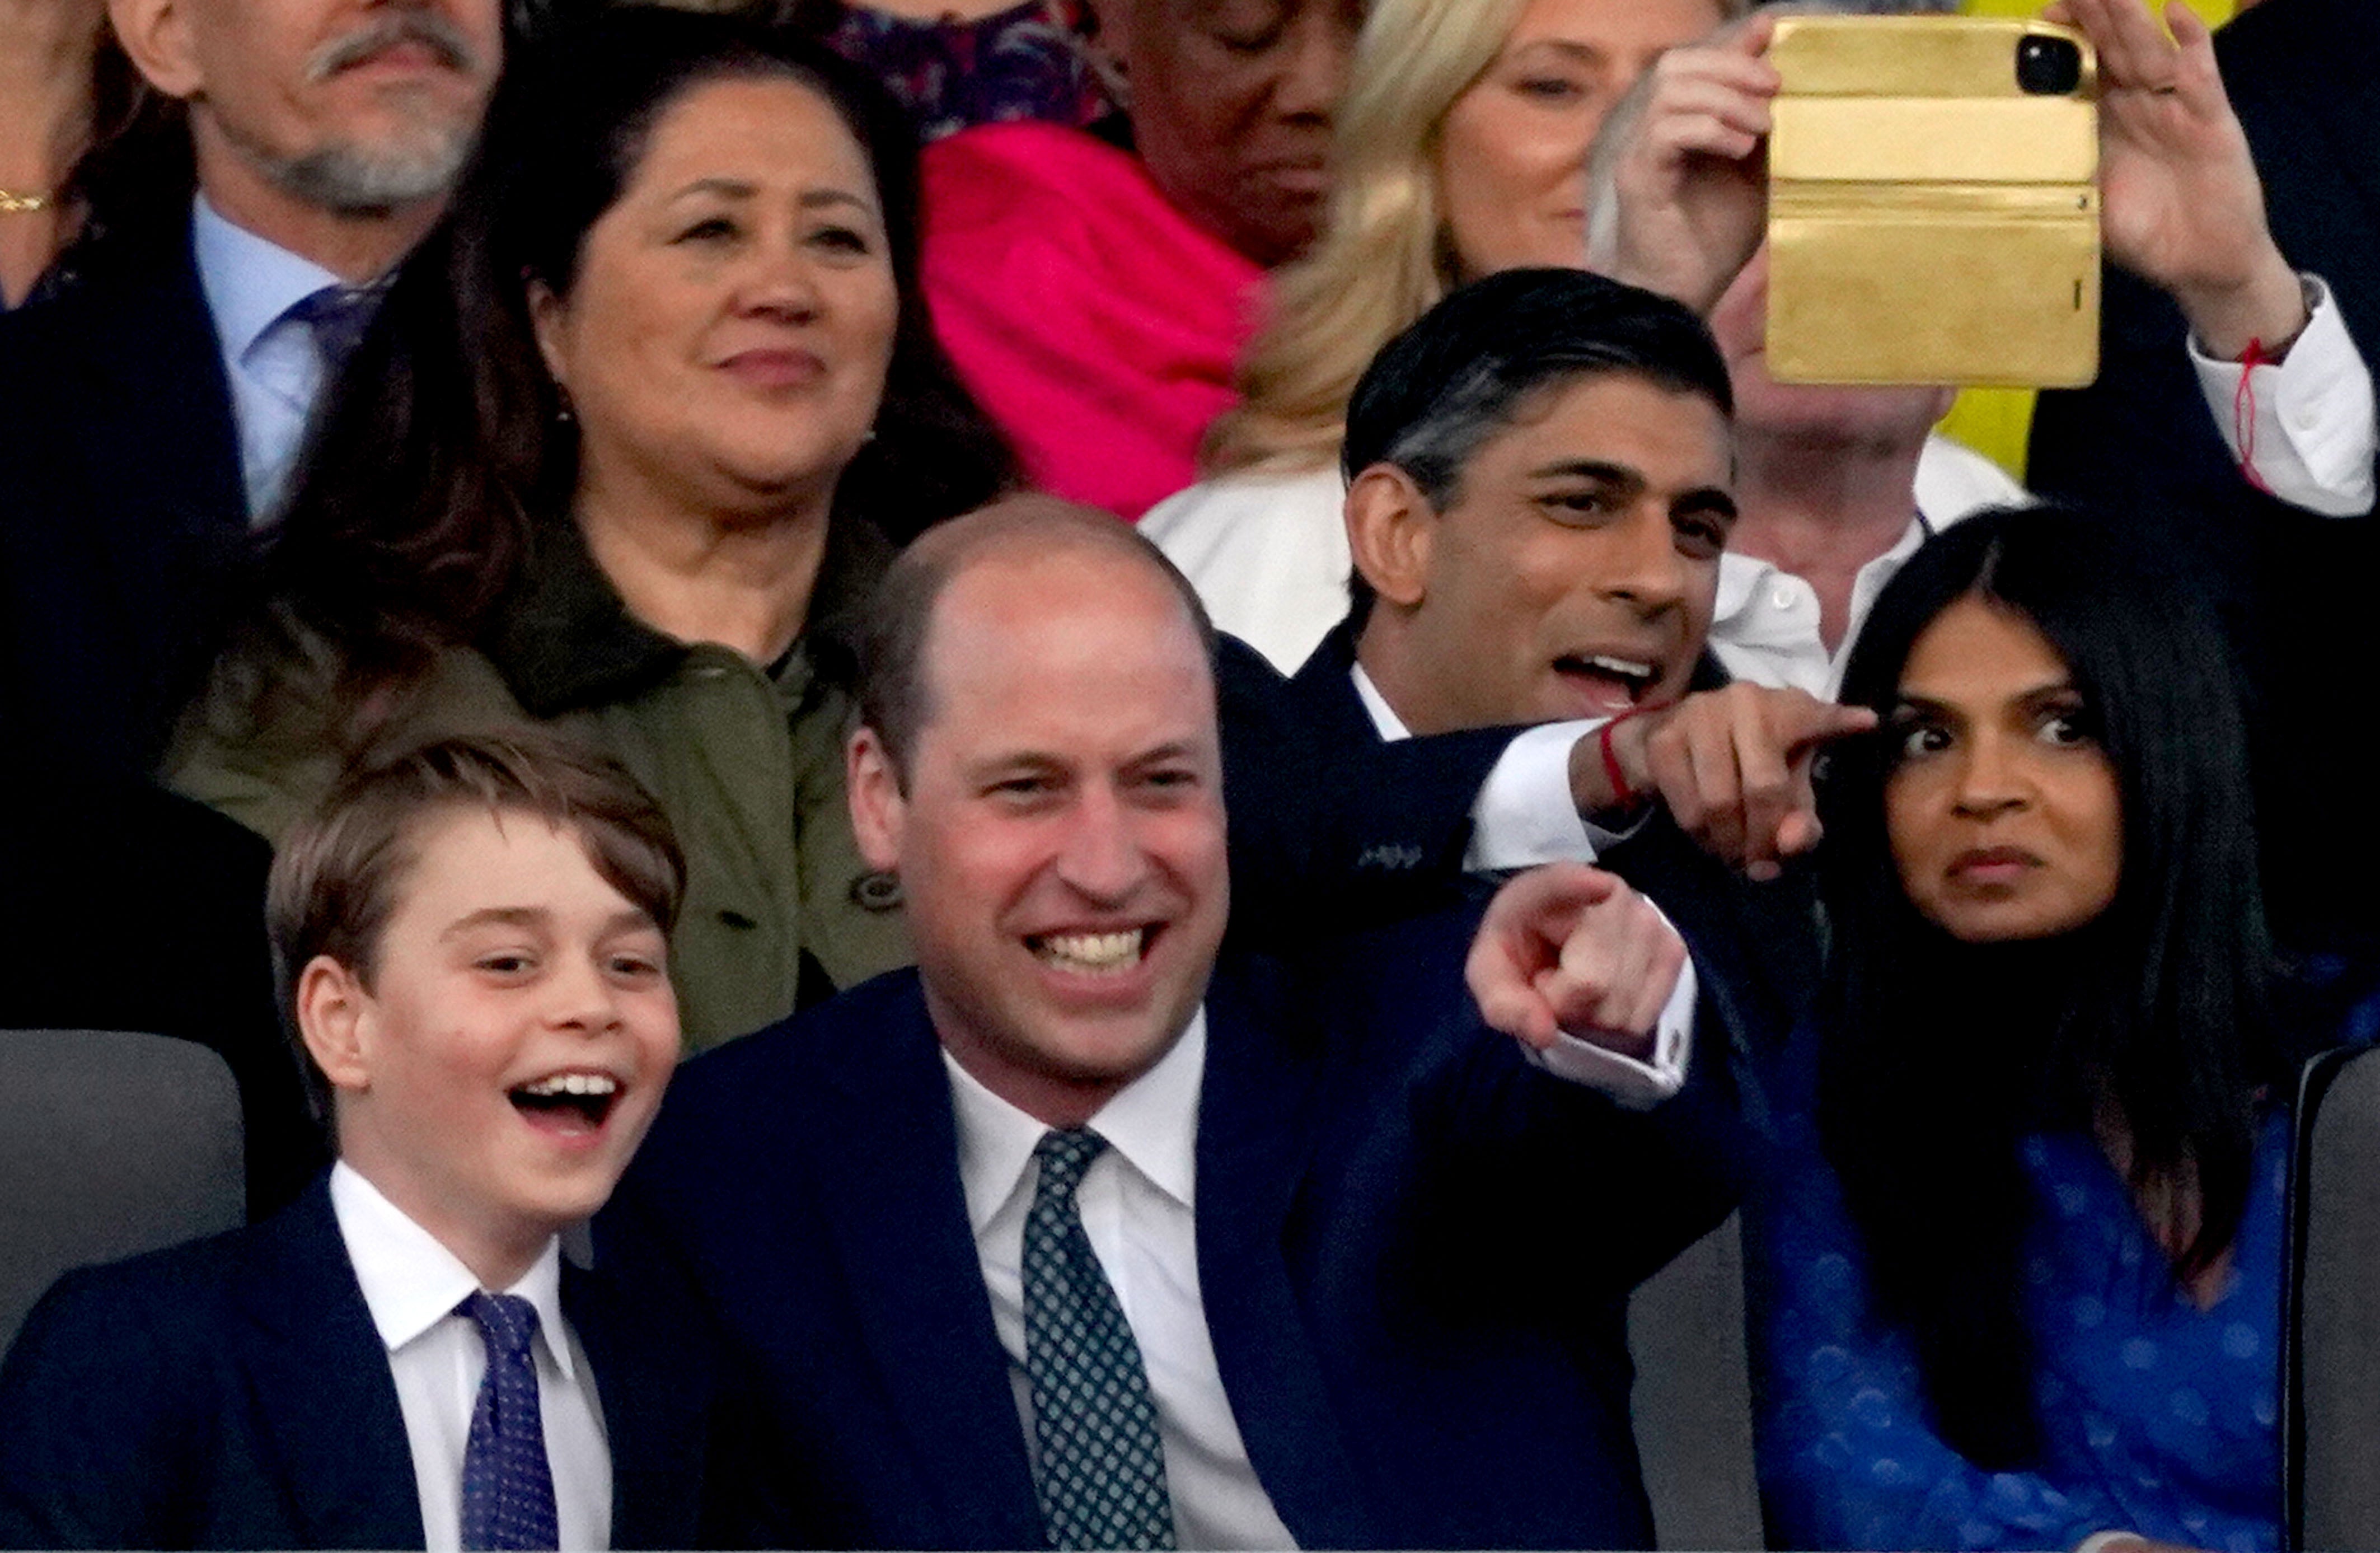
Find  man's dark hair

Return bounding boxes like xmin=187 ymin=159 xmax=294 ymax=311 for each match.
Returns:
xmin=855 ymin=497 xmax=1217 ymax=787
xmin=1337 ymin=267 xmax=1735 ymax=623
xmin=1812 ymin=503 xmax=2299 ymax=1471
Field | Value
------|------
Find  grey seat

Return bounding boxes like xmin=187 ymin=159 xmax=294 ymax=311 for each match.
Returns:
xmin=1630 ymin=1209 xmax=1763 ymax=1550
xmin=2288 ymin=1042 xmax=2380 ymax=1552
xmin=0 ymin=1029 xmax=245 ymax=1355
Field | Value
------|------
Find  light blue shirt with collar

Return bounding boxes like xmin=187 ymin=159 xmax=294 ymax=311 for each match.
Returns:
xmin=190 ymin=194 xmax=348 ymax=522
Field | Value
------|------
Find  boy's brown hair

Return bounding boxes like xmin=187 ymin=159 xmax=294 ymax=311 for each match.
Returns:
xmin=265 ymin=731 xmax=686 ymax=1118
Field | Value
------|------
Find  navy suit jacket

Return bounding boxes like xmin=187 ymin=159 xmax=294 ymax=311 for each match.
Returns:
xmin=1283 ymin=623 xmax=1824 ymax=1093
xmin=0 ymin=1178 xmax=711 ymax=1550
xmin=0 ymin=231 xmax=252 ymax=783
xmin=602 ymin=914 xmax=1739 ymax=1551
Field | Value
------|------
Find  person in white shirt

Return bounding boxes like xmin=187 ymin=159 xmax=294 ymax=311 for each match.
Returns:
xmin=603 ymin=499 xmax=1733 ymax=1551
xmin=0 ymin=733 xmax=709 ymax=1551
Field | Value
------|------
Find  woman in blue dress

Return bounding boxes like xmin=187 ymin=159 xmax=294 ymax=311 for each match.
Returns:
xmin=1750 ymin=504 xmax=2336 ymax=1552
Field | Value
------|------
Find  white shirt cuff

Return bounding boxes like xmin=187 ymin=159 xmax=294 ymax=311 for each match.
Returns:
xmin=1464 ymin=721 xmax=1642 ymax=871
xmin=2190 ymin=274 xmax=2377 ymax=517
xmin=1522 ymin=925 xmax=1695 ymax=1111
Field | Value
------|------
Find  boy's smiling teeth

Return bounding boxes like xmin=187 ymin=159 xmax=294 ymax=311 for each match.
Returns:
xmin=1032 ymin=929 xmax=1145 ymax=974
xmin=517 ymin=1073 xmax=619 ymax=1098
xmin=509 ymin=1070 xmax=623 ymax=1128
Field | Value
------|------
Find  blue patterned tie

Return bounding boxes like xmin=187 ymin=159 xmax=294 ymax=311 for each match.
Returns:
xmin=458 ymin=1292 xmax=559 ymax=1551
xmin=1024 ymin=1129 xmax=1177 ymax=1551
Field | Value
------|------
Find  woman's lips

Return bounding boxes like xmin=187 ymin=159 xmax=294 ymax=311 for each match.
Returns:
xmin=1947 ymin=846 xmax=2042 ymax=886
xmin=717 ymin=349 xmax=824 ymax=390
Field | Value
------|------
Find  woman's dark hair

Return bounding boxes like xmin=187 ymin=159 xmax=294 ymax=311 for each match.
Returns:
xmin=260 ymin=4 xmax=1018 ymax=680
xmin=30 ymin=38 xmax=193 ymax=301
xmin=1814 ymin=503 xmax=2292 ymax=1468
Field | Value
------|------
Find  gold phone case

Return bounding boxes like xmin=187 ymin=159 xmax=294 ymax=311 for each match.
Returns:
xmin=1766 ymin=16 xmax=2100 ymax=387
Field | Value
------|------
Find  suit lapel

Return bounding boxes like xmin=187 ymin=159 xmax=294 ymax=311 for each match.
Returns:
xmin=234 ymin=1183 xmax=428 ymax=1550
xmin=1195 ymin=963 xmax=1381 ymax=1549
xmin=811 ymin=984 xmax=1045 ymax=1547
xmin=78 ymin=235 xmax=247 ymax=535
xmin=567 ymin=1266 xmax=707 ymax=1550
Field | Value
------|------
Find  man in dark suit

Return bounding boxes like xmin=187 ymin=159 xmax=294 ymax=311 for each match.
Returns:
xmin=2029 ymin=0 xmax=2380 ymax=948
xmin=603 ymin=500 xmax=1734 ymax=1550
xmin=0 ymin=0 xmax=502 ymax=780
xmin=0 ymin=735 xmax=711 ymax=1549
xmin=1296 ymin=267 xmax=1884 ymax=1069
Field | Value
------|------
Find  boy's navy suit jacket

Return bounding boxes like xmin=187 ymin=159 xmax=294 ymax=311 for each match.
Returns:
xmin=0 ymin=1176 xmax=711 ymax=1550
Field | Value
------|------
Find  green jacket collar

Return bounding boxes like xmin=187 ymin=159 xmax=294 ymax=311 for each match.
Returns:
xmin=484 ymin=516 xmax=894 ymax=719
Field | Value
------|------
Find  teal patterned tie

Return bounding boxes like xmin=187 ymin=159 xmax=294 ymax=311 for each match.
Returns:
xmin=1024 ymin=1129 xmax=1177 ymax=1551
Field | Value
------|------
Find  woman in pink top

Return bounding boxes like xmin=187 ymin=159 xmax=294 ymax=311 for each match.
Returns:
xmin=920 ymin=0 xmax=1360 ymax=519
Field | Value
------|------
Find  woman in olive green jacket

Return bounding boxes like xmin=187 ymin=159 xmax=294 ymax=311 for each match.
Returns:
xmin=170 ymin=13 xmax=1016 ymax=1051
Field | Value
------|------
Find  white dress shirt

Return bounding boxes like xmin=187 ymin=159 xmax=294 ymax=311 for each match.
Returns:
xmin=329 ymin=1163 xmax=613 ymax=1552
xmin=946 ymin=993 xmax=1688 ymax=1551
xmin=946 ymin=1016 xmax=1299 ymax=1551
xmin=190 ymin=195 xmax=350 ymax=521
xmin=1710 ymin=434 xmax=2027 ymax=699
xmin=1353 ymin=662 xmax=1695 ymax=1108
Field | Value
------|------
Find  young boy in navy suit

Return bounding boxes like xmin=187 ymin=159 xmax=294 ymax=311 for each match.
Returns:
xmin=0 ymin=733 xmax=709 ymax=1550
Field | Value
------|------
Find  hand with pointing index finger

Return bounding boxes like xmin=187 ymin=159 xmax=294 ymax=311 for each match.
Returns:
xmin=1467 ymin=864 xmax=1688 ymax=1061
xmin=1570 ymin=683 xmax=1877 ymax=879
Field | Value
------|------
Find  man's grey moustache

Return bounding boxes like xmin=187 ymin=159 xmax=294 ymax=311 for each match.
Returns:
xmin=307 ymin=14 xmax=480 ymax=81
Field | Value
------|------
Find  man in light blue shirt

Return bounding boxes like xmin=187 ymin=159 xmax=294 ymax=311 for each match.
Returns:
xmin=123 ymin=0 xmax=507 ymax=516
xmin=0 ymin=0 xmax=504 ymax=777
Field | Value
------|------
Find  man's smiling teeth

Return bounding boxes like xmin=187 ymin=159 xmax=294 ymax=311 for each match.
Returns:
xmin=1034 ymin=929 xmax=1145 ymax=973
xmin=517 ymin=1073 xmax=619 ymax=1098
xmin=1581 ymin=654 xmax=1654 ymax=686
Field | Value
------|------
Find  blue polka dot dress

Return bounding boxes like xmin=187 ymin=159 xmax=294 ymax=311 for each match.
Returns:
xmin=1747 ymin=1106 xmax=2288 ymax=1552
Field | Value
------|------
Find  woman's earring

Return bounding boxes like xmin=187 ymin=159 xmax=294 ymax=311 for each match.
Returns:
xmin=554 ymin=385 xmax=574 ymax=425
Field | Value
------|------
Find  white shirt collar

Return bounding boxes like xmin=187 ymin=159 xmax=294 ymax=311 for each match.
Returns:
xmin=1349 ymin=662 xmax=1411 ymax=742
xmin=944 ymin=1010 xmax=1207 ymax=1237
xmin=327 ymin=1161 xmax=577 ymax=1382
xmin=1712 ymin=512 xmax=1929 ymax=634
xmin=191 ymin=193 xmax=345 ymax=367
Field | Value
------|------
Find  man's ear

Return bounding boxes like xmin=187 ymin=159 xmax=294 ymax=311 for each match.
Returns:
xmin=110 ymin=0 xmax=205 ymax=100
xmin=846 ymin=727 xmax=906 ymax=874
xmin=1344 ymin=463 xmax=1437 ymax=611
xmin=296 ymin=956 xmax=376 ymax=1097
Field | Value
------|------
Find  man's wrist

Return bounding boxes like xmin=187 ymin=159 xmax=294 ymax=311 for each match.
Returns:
xmin=1569 ymin=714 xmax=1653 ymax=819
xmin=2181 ymin=248 xmax=2313 ymax=363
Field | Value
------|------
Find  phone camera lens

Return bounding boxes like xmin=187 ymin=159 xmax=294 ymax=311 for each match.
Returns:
xmin=2016 ymin=34 xmax=2083 ymax=95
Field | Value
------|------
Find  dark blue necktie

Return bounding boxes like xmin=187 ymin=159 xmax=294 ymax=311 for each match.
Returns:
xmin=288 ymin=282 xmax=380 ymax=377
xmin=1024 ymin=1128 xmax=1177 ymax=1551
xmin=458 ymin=1292 xmax=559 ymax=1551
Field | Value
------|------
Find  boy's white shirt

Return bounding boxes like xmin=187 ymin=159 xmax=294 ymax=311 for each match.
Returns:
xmin=329 ymin=1162 xmax=613 ymax=1551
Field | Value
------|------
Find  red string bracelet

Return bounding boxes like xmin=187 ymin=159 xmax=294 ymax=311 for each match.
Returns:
xmin=1597 ymin=710 xmax=1646 ymax=810
xmin=2233 ymin=336 xmax=2275 ymax=496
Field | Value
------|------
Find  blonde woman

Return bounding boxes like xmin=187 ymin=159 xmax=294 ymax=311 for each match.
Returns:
xmin=1141 ymin=0 xmax=1730 ymax=672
